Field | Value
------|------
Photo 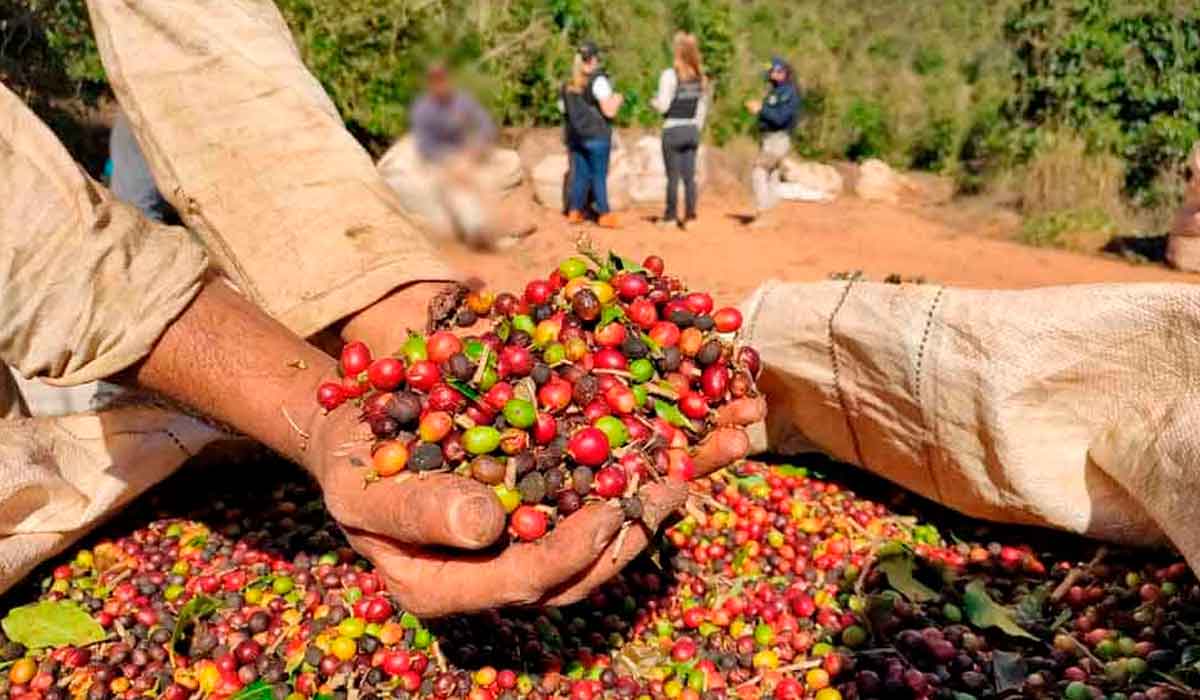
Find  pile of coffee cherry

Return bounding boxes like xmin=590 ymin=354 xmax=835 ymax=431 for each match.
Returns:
xmin=5 ymin=455 xmax=1198 ymax=700
xmin=315 ymin=251 xmax=759 ymax=541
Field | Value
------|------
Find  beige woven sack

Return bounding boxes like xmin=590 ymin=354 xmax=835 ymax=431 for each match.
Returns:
xmin=742 ymin=280 xmax=1200 ymax=571
xmin=86 ymin=0 xmax=454 ymax=338
xmin=0 ymin=408 xmax=228 ymax=592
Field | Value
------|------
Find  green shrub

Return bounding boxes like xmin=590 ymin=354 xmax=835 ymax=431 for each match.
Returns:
xmin=15 ymin=0 xmax=1199 ymax=226
xmin=909 ymin=116 xmax=958 ymax=172
xmin=1019 ymin=208 xmax=1117 ymax=249
xmin=844 ymin=99 xmax=892 ymax=161
xmin=1004 ymin=0 xmax=1200 ymax=205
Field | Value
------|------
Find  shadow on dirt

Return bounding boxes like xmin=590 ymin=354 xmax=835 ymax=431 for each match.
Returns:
xmin=1101 ymin=234 xmax=1169 ymax=265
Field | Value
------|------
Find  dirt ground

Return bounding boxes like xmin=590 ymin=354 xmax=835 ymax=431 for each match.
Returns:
xmin=440 ymin=187 xmax=1196 ymax=308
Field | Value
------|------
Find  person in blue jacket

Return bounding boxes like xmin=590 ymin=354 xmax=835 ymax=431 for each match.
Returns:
xmin=745 ymin=57 xmax=801 ymax=226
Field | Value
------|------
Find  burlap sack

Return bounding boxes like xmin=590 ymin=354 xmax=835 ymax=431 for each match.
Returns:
xmin=86 ymin=0 xmax=455 ymax=338
xmin=626 ymin=135 xmax=708 ymax=207
xmin=742 ymin=280 xmax=1200 ymax=571
xmin=377 ymin=138 xmax=457 ymax=235
xmin=532 ymin=154 xmax=570 ymax=211
xmin=0 ymin=408 xmax=228 ymax=591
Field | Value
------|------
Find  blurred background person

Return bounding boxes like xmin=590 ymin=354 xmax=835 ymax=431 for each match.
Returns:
xmin=651 ymin=31 xmax=709 ymax=230
xmin=745 ymin=57 xmax=801 ymax=227
xmin=411 ymin=61 xmax=496 ymax=165
xmin=384 ymin=61 xmax=533 ymax=249
xmin=562 ymin=41 xmax=623 ymax=229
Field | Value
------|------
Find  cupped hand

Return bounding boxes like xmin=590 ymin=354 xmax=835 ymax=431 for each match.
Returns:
xmin=317 ymin=283 xmax=767 ymax=615
xmin=304 ymin=404 xmax=640 ymax=617
xmin=302 ymin=394 xmax=756 ymax=616
xmin=538 ymin=394 xmax=767 ymax=607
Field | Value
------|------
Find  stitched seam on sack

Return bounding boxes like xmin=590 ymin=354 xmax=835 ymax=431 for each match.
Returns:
xmin=163 ymin=428 xmax=194 ymax=458
xmin=828 ymin=278 xmax=866 ymax=469
xmin=914 ymin=286 xmax=946 ymax=505
xmin=742 ymin=280 xmax=776 ymax=343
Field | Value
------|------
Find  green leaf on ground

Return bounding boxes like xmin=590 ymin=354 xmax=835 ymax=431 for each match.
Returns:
xmin=171 ymin=595 xmax=223 ymax=649
xmin=963 ymin=579 xmax=1037 ymax=640
xmin=1 ymin=600 xmax=106 ymax=648
xmin=447 ymin=379 xmax=481 ymax=402
xmin=1014 ymin=584 xmax=1050 ymax=628
xmin=608 ymin=252 xmax=647 ymax=274
xmin=991 ymin=650 xmax=1027 ymax=693
xmin=654 ymin=399 xmax=691 ymax=429
xmin=878 ymin=551 xmax=938 ymax=602
xmin=230 ymin=680 xmax=273 ymax=700
xmin=599 ymin=304 xmax=626 ymax=328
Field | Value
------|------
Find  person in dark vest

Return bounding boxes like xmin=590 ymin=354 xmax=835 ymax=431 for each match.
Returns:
xmin=745 ymin=56 xmax=802 ymax=227
xmin=562 ymin=41 xmax=624 ymax=228
xmin=651 ymin=32 xmax=709 ymax=230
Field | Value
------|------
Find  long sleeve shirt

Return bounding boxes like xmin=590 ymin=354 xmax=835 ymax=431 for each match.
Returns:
xmin=651 ymin=68 xmax=709 ymax=130
xmin=410 ymin=91 xmax=497 ymax=163
xmin=0 ymin=83 xmax=209 ymax=399
xmin=758 ymin=82 xmax=801 ymax=133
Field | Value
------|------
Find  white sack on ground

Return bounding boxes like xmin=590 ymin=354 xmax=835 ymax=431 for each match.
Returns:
xmin=377 ymin=137 xmax=454 ymax=234
xmin=627 ymin=136 xmax=708 ymax=207
xmin=378 ymin=137 xmax=529 ymax=246
xmin=854 ymin=158 xmax=905 ymax=204
xmin=742 ymin=280 xmax=1200 ymax=571
xmin=779 ymin=159 xmax=842 ymax=202
xmin=87 ymin=0 xmax=455 ymax=338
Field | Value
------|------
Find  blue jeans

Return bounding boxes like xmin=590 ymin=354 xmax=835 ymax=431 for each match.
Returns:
xmin=568 ymin=138 xmax=612 ymax=215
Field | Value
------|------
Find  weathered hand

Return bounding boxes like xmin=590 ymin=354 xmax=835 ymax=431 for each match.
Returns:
xmin=303 ymin=403 xmax=641 ymax=617
xmin=314 ymin=282 xmax=766 ymax=615
xmin=745 ymin=98 xmax=762 ymax=115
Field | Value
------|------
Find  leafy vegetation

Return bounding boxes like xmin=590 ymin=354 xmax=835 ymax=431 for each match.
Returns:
xmin=3 ymin=0 xmax=1199 ymax=225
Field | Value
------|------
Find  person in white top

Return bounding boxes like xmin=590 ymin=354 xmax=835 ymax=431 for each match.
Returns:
xmin=651 ymin=33 xmax=709 ymax=229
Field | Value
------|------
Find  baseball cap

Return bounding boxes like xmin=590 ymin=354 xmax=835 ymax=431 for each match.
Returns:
xmin=579 ymin=41 xmax=600 ymax=60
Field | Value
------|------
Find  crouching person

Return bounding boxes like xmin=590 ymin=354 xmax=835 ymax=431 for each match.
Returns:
xmin=380 ymin=62 xmax=534 ymax=250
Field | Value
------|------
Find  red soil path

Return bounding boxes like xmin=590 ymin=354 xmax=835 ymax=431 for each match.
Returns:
xmin=442 ymin=194 xmax=1195 ymax=307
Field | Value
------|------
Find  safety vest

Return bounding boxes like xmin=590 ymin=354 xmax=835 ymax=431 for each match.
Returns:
xmin=562 ymin=73 xmax=612 ymax=144
xmin=665 ymin=77 xmax=703 ymax=120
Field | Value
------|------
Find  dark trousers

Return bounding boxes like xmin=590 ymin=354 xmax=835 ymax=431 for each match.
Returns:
xmin=567 ymin=138 xmax=612 ymax=215
xmin=662 ymin=125 xmax=700 ymax=220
